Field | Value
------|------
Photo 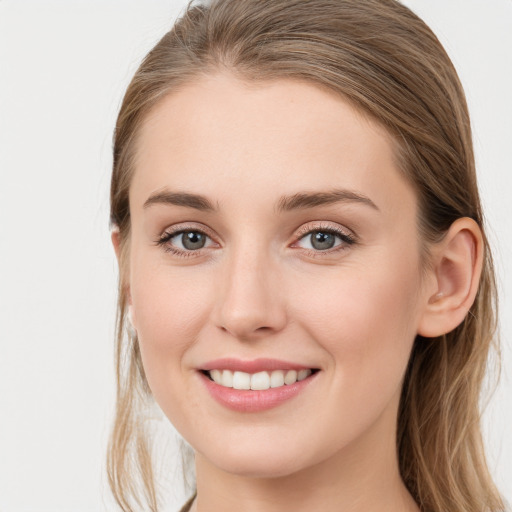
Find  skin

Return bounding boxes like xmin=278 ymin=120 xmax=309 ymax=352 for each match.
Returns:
xmin=114 ymin=71 xmax=482 ymax=511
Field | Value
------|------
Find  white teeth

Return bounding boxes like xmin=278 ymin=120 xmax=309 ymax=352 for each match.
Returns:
xmin=221 ymin=369 xmax=233 ymax=387
xmin=297 ymin=369 xmax=311 ymax=381
xmin=233 ymin=371 xmax=251 ymax=390
xmin=284 ymin=370 xmax=297 ymax=385
xmin=250 ymin=371 xmax=270 ymax=390
xmin=270 ymin=370 xmax=285 ymax=388
xmin=210 ymin=369 xmax=222 ymax=384
xmin=207 ymin=369 xmax=314 ymax=390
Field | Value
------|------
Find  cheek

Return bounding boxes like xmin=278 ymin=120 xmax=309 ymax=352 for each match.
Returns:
xmin=129 ymin=255 xmax=213 ymax=401
xmin=131 ymin=248 xmax=209 ymax=340
xmin=129 ymin=266 xmax=217 ymax=437
xmin=291 ymin=252 xmax=421 ymax=406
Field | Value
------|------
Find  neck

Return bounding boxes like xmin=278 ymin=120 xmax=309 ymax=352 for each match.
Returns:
xmin=191 ymin=397 xmax=420 ymax=512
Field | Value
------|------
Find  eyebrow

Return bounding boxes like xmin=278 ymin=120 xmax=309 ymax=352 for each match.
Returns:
xmin=275 ymin=189 xmax=379 ymax=213
xmin=143 ymin=188 xmax=379 ymax=213
xmin=143 ymin=190 xmax=218 ymax=211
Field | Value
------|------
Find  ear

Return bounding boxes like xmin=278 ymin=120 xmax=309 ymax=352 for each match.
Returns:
xmin=111 ymin=227 xmax=134 ymax=319
xmin=417 ymin=217 xmax=484 ymax=338
xmin=111 ymin=226 xmax=122 ymax=263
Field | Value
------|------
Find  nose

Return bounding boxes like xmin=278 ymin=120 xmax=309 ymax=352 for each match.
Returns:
xmin=212 ymin=242 xmax=287 ymax=341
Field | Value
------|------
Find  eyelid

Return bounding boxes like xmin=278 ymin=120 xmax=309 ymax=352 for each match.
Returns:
xmin=158 ymin=222 xmax=217 ymax=241
xmin=293 ymin=221 xmax=355 ymax=240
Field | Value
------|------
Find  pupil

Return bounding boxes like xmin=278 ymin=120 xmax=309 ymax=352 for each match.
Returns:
xmin=311 ymin=232 xmax=335 ymax=250
xmin=182 ymin=231 xmax=205 ymax=250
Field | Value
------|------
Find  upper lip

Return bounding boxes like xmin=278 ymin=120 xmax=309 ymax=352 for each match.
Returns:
xmin=200 ymin=358 xmax=317 ymax=373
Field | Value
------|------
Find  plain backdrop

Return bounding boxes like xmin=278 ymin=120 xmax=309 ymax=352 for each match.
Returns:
xmin=0 ymin=1 xmax=510 ymax=511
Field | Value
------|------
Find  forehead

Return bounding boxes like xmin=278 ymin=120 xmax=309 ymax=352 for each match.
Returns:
xmin=130 ymin=72 xmax=415 ymax=217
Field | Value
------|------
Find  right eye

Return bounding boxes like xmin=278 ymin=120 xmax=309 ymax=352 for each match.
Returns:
xmin=156 ymin=227 xmax=216 ymax=257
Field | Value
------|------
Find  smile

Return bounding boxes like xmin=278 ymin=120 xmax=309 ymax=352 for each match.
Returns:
xmin=204 ymin=369 xmax=315 ymax=390
xmin=198 ymin=358 xmax=321 ymax=412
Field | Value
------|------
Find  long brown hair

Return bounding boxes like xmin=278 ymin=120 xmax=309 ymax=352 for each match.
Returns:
xmin=108 ymin=1 xmax=505 ymax=510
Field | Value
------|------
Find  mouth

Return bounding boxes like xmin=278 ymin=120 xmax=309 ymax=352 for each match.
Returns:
xmin=201 ymin=368 xmax=320 ymax=391
xmin=197 ymin=358 xmax=321 ymax=412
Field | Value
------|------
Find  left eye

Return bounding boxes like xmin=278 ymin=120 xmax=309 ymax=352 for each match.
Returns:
xmin=176 ymin=231 xmax=209 ymax=250
xmin=295 ymin=228 xmax=354 ymax=251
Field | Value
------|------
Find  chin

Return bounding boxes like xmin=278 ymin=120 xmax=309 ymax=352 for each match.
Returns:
xmin=197 ymin=435 xmax=318 ymax=479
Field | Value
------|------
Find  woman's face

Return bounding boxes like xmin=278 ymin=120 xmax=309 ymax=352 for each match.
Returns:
xmin=126 ymin=73 xmax=430 ymax=478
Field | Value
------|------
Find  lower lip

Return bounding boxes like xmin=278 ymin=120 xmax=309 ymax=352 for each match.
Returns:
xmin=198 ymin=371 xmax=319 ymax=413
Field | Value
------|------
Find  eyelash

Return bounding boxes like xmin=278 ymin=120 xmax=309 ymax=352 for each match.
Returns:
xmin=294 ymin=223 xmax=356 ymax=257
xmin=155 ymin=222 xmax=357 ymax=259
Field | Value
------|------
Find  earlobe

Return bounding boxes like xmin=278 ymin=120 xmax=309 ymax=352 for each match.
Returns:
xmin=111 ymin=226 xmax=122 ymax=263
xmin=417 ymin=218 xmax=483 ymax=338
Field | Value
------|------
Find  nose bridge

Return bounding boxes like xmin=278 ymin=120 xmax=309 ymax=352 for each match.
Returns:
xmin=214 ymin=236 xmax=286 ymax=339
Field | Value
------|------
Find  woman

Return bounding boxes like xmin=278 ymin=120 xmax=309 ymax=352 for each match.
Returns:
xmin=107 ymin=0 xmax=506 ymax=510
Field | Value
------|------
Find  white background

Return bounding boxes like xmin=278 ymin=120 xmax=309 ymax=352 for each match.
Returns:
xmin=0 ymin=1 xmax=510 ymax=511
